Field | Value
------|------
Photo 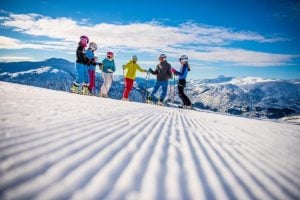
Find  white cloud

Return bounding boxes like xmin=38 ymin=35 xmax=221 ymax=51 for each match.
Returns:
xmin=1 ymin=13 xmax=285 ymax=47
xmin=0 ymin=12 xmax=296 ymax=67
xmin=0 ymin=36 xmax=22 ymax=48
xmin=186 ymin=48 xmax=297 ymax=67
xmin=0 ymin=36 xmax=75 ymax=51
xmin=0 ymin=56 xmax=38 ymax=62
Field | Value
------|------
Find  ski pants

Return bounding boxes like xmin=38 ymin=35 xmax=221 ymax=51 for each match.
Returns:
xmin=75 ymin=63 xmax=89 ymax=84
xmin=123 ymin=78 xmax=134 ymax=99
xmin=100 ymin=72 xmax=113 ymax=95
xmin=178 ymin=79 xmax=191 ymax=106
xmin=150 ymin=80 xmax=168 ymax=102
xmin=88 ymin=69 xmax=95 ymax=91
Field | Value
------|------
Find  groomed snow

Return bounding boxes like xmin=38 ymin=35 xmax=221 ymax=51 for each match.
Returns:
xmin=0 ymin=81 xmax=299 ymax=200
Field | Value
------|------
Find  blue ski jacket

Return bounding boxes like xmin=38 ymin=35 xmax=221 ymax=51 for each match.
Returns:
xmin=175 ymin=63 xmax=189 ymax=80
xmin=86 ymin=48 xmax=96 ymax=70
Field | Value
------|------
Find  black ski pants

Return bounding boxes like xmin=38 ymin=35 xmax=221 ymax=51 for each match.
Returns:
xmin=177 ymin=79 xmax=191 ymax=106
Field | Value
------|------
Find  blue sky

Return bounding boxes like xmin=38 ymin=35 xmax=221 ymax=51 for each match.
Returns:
xmin=0 ymin=0 xmax=299 ymax=79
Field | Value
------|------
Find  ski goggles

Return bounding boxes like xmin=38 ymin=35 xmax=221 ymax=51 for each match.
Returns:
xmin=179 ymin=58 xmax=188 ymax=63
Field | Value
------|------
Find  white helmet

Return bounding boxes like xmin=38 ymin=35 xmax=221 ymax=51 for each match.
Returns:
xmin=89 ymin=42 xmax=97 ymax=51
xmin=179 ymin=55 xmax=188 ymax=63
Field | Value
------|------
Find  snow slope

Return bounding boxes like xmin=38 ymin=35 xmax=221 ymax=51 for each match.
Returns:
xmin=0 ymin=81 xmax=300 ymax=200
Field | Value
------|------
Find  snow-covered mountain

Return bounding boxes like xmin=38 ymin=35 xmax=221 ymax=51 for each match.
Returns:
xmin=1 ymin=81 xmax=300 ymax=200
xmin=0 ymin=58 xmax=299 ymax=119
xmin=187 ymin=76 xmax=300 ymax=119
xmin=0 ymin=58 xmax=75 ymax=91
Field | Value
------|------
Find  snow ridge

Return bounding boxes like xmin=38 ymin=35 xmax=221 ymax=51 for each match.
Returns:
xmin=0 ymin=82 xmax=300 ymax=200
xmin=0 ymin=66 xmax=53 ymax=78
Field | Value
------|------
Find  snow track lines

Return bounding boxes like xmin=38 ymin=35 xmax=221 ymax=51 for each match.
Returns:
xmin=1 ymin=81 xmax=300 ymax=200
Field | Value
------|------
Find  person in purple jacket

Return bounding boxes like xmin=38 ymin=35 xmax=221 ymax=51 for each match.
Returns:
xmin=171 ymin=55 xmax=192 ymax=108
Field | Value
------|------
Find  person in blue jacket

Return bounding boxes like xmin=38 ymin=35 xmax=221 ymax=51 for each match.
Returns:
xmin=86 ymin=42 xmax=98 ymax=95
xmin=99 ymin=51 xmax=116 ymax=97
xmin=171 ymin=55 xmax=192 ymax=108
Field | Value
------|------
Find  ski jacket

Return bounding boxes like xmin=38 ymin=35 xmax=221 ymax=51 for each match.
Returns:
xmin=150 ymin=60 xmax=172 ymax=81
xmin=76 ymin=46 xmax=88 ymax=65
xmin=86 ymin=48 xmax=96 ymax=70
xmin=101 ymin=58 xmax=116 ymax=73
xmin=123 ymin=60 xmax=145 ymax=80
xmin=175 ymin=63 xmax=189 ymax=80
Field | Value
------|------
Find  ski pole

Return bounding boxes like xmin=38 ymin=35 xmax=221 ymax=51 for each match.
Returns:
xmin=172 ymin=74 xmax=176 ymax=103
xmin=168 ymin=79 xmax=173 ymax=103
xmin=109 ymin=72 xmax=114 ymax=96
xmin=122 ymin=68 xmax=125 ymax=99
xmin=144 ymin=72 xmax=150 ymax=102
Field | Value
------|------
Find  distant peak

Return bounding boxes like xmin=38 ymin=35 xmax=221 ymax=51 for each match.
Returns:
xmin=45 ymin=58 xmax=67 ymax=62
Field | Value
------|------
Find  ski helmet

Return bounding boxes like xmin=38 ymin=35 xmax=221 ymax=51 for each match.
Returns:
xmin=159 ymin=54 xmax=167 ymax=60
xmin=132 ymin=55 xmax=137 ymax=60
xmin=89 ymin=42 xmax=97 ymax=51
xmin=80 ymin=35 xmax=89 ymax=43
xmin=179 ymin=55 xmax=188 ymax=63
xmin=79 ymin=35 xmax=89 ymax=47
xmin=107 ymin=51 xmax=114 ymax=58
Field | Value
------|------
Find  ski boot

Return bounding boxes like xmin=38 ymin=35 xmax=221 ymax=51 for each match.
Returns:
xmin=157 ymin=101 xmax=164 ymax=106
xmin=156 ymin=98 xmax=165 ymax=106
xmin=180 ymin=105 xmax=193 ymax=109
xmin=185 ymin=105 xmax=193 ymax=110
xmin=146 ymin=96 xmax=153 ymax=104
xmin=146 ymin=99 xmax=151 ymax=104
xmin=70 ymin=83 xmax=79 ymax=94
xmin=99 ymin=93 xmax=109 ymax=98
xmin=81 ymin=85 xmax=89 ymax=95
xmin=87 ymin=88 xmax=93 ymax=96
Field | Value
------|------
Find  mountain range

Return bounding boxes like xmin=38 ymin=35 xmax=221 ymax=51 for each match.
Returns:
xmin=1 ymin=58 xmax=299 ymax=119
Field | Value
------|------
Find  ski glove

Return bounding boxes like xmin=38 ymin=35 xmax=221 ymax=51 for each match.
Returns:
xmin=171 ymin=68 xmax=176 ymax=74
xmin=148 ymin=68 xmax=153 ymax=73
xmin=122 ymin=65 xmax=126 ymax=70
xmin=107 ymin=69 xmax=114 ymax=73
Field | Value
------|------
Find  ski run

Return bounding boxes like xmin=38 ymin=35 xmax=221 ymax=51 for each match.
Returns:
xmin=0 ymin=81 xmax=300 ymax=200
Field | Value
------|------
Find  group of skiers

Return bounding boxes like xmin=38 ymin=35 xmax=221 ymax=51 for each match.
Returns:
xmin=70 ymin=35 xmax=192 ymax=108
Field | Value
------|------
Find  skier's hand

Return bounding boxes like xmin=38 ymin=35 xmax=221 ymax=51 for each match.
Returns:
xmin=143 ymin=69 xmax=147 ymax=73
xmin=148 ymin=68 xmax=153 ymax=73
xmin=107 ymin=69 xmax=113 ymax=73
xmin=171 ymin=68 xmax=176 ymax=74
xmin=98 ymin=63 xmax=103 ymax=70
xmin=122 ymin=65 xmax=125 ymax=70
